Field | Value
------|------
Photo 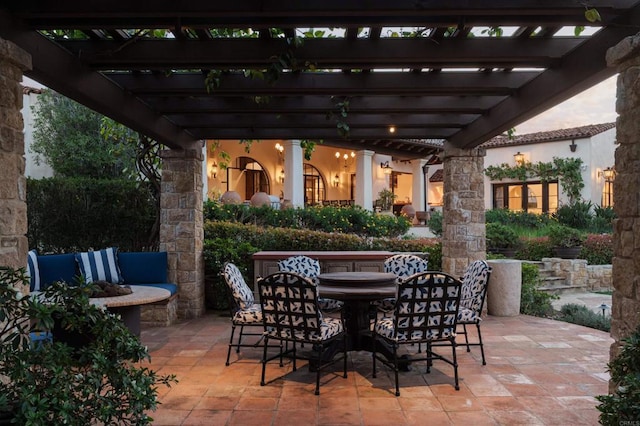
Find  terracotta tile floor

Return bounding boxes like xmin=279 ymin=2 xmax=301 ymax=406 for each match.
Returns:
xmin=141 ymin=313 xmax=612 ymax=425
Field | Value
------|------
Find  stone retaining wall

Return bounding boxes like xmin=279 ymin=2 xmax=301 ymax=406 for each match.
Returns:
xmin=540 ymin=258 xmax=612 ymax=291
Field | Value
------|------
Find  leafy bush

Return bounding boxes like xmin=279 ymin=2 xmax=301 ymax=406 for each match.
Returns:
xmin=27 ymin=177 xmax=157 ymax=253
xmin=516 ymin=237 xmax=554 ymax=261
xmin=590 ymin=205 xmax=616 ymax=234
xmin=553 ymin=201 xmax=593 ymax=229
xmin=597 ymin=324 xmax=640 ymax=424
xmin=557 ymin=303 xmax=610 ymax=332
xmin=427 ymin=210 xmax=443 ymax=237
xmin=546 ymin=224 xmax=586 ymax=248
xmin=203 ymin=201 xmax=411 ymax=238
xmin=486 ymin=222 xmax=521 ymax=249
xmin=485 ymin=209 xmax=552 ymax=228
xmin=580 ymin=234 xmax=613 ymax=265
xmin=520 ymin=262 xmax=556 ymax=317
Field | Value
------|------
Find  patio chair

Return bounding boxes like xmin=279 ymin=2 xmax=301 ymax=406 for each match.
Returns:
xmin=222 ymin=262 xmax=268 ymax=366
xmin=372 ymin=271 xmax=462 ymax=396
xmin=277 ymin=255 xmax=344 ymax=313
xmin=457 ymin=260 xmax=492 ymax=365
xmin=258 ymin=271 xmax=348 ymax=395
xmin=372 ymin=253 xmax=430 ymax=313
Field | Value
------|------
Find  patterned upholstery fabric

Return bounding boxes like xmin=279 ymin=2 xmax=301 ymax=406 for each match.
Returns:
xmin=459 ymin=260 xmax=491 ymax=315
xmin=374 ymin=254 xmax=430 ymax=312
xmin=258 ymin=271 xmax=348 ymax=395
xmin=277 ymin=255 xmax=344 ymax=312
xmin=223 ymin=262 xmax=255 ymax=311
xmin=372 ymin=271 xmax=463 ymax=394
xmin=222 ymin=262 xmax=265 ymax=366
xmin=456 ymin=260 xmax=491 ymax=365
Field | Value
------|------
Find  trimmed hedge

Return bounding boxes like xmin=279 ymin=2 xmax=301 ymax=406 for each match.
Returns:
xmin=27 ymin=177 xmax=157 ymax=253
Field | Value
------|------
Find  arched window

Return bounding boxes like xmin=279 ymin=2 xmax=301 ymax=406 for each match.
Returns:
xmin=226 ymin=156 xmax=270 ymax=200
xmin=303 ymin=163 xmax=326 ymax=206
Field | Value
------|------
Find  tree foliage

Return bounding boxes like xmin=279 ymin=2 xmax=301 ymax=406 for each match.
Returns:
xmin=31 ymin=89 xmax=138 ymax=179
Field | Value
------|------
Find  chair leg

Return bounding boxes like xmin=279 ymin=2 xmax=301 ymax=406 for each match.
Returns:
xmin=476 ymin=322 xmax=486 ymax=365
xmin=462 ymin=323 xmax=471 ymax=352
xmin=451 ymin=338 xmax=460 ymax=391
xmin=343 ymin=333 xmax=348 ymax=378
xmin=260 ymin=336 xmax=269 ymax=386
xmin=372 ymin=335 xmax=377 ymax=378
xmin=226 ymin=324 xmax=237 ymax=366
xmin=315 ymin=343 xmax=323 ymax=395
xmin=393 ymin=345 xmax=400 ymax=397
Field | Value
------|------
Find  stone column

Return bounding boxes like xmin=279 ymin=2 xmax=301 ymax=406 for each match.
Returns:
xmin=441 ymin=142 xmax=486 ymax=277
xmin=284 ymin=140 xmax=304 ymax=207
xmin=355 ymin=150 xmax=374 ymax=210
xmin=160 ymin=148 xmax=205 ymax=319
xmin=411 ymin=159 xmax=428 ymax=213
xmin=0 ymin=39 xmax=31 ymax=270
xmin=606 ymin=35 xmax=640 ymax=357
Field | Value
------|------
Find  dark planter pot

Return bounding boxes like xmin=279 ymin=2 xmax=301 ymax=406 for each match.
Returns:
xmin=488 ymin=247 xmax=517 ymax=258
xmin=553 ymin=246 xmax=582 ymax=259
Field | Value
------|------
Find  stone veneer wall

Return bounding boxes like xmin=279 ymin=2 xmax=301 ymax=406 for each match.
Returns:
xmin=539 ymin=258 xmax=612 ymax=291
xmin=0 ymin=39 xmax=30 ymax=271
xmin=159 ymin=148 xmax=205 ymax=319
xmin=606 ymin=35 xmax=640 ymax=360
xmin=441 ymin=142 xmax=486 ymax=277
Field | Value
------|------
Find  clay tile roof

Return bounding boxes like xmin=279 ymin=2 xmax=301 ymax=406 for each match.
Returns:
xmin=429 ymin=169 xmax=443 ymax=182
xmin=481 ymin=122 xmax=616 ymax=149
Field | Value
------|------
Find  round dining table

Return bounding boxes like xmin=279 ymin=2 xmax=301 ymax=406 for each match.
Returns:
xmin=317 ymin=272 xmax=398 ymax=356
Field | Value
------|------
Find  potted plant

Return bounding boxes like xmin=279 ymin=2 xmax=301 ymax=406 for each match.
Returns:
xmin=0 ymin=267 xmax=176 ymax=425
xmin=377 ymin=188 xmax=397 ymax=212
xmin=547 ymin=224 xmax=586 ymax=259
xmin=486 ymin=223 xmax=521 ymax=258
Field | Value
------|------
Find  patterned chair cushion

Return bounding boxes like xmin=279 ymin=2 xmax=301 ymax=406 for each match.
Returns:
xmin=223 ymin=262 xmax=255 ymax=310
xmin=375 ymin=316 xmax=456 ymax=342
xmin=277 ymin=255 xmax=344 ymax=312
xmin=457 ymin=307 xmax=480 ymax=323
xmin=460 ymin=260 xmax=490 ymax=313
xmin=265 ymin=316 xmax=344 ymax=342
xmin=233 ymin=304 xmax=263 ymax=324
xmin=373 ymin=254 xmax=430 ymax=313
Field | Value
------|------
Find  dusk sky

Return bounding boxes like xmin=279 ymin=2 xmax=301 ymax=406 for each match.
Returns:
xmin=515 ymin=75 xmax=618 ymax=135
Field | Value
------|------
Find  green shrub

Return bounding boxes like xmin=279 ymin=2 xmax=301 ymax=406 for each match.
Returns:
xmin=597 ymin=324 xmax=640 ymax=424
xmin=590 ymin=205 xmax=616 ymax=234
xmin=486 ymin=223 xmax=521 ymax=249
xmin=27 ymin=177 xmax=157 ymax=253
xmin=516 ymin=237 xmax=554 ymax=261
xmin=203 ymin=201 xmax=411 ymax=238
xmin=581 ymin=234 xmax=613 ymax=265
xmin=520 ymin=262 xmax=556 ymax=317
xmin=546 ymin=224 xmax=586 ymax=248
xmin=427 ymin=210 xmax=443 ymax=237
xmin=486 ymin=209 xmax=552 ymax=228
xmin=557 ymin=303 xmax=610 ymax=332
xmin=553 ymin=201 xmax=593 ymax=229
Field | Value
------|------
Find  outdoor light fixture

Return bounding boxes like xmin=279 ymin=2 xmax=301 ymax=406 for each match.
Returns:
xmin=336 ymin=151 xmax=355 ymax=169
xmin=210 ymin=161 xmax=218 ymax=179
xmin=332 ymin=174 xmax=340 ymax=187
xmin=600 ymin=166 xmax=616 ymax=182
xmin=380 ymin=161 xmax=393 ymax=175
xmin=275 ymin=143 xmax=284 ymax=162
xmin=569 ymin=141 xmax=577 ymax=152
xmin=389 ymin=125 xmax=396 ymax=134
xmin=514 ymin=152 xmax=525 ymax=166
xmin=278 ymin=169 xmax=285 ymax=183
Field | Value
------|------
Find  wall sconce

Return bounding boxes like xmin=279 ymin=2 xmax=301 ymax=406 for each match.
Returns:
xmin=210 ymin=161 xmax=218 ymax=178
xmin=569 ymin=141 xmax=577 ymax=152
xmin=514 ymin=152 xmax=525 ymax=166
xmin=380 ymin=161 xmax=393 ymax=175
xmin=278 ymin=169 xmax=285 ymax=183
xmin=275 ymin=143 xmax=284 ymax=162
xmin=599 ymin=166 xmax=616 ymax=182
xmin=332 ymin=174 xmax=340 ymax=187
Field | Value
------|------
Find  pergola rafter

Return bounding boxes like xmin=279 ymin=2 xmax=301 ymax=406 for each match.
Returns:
xmin=1 ymin=1 xmax=640 ymax=158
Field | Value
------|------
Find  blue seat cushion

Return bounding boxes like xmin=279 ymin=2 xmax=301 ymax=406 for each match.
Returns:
xmin=37 ymin=253 xmax=78 ymax=289
xmin=118 ymin=252 xmax=168 ymax=284
xmin=131 ymin=283 xmax=178 ymax=296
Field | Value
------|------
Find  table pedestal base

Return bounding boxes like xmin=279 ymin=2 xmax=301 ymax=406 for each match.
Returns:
xmin=108 ymin=305 xmax=141 ymax=337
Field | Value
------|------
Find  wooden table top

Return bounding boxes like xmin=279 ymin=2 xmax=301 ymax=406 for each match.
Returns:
xmin=317 ymin=272 xmax=397 ymax=300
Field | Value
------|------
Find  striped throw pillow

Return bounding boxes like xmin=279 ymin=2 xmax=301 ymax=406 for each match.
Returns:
xmin=75 ymin=247 xmax=123 ymax=284
xmin=27 ymin=249 xmax=41 ymax=291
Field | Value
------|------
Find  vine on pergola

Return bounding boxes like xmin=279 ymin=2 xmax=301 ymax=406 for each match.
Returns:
xmin=484 ymin=157 xmax=585 ymax=204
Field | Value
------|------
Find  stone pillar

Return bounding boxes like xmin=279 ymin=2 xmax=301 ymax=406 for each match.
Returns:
xmin=606 ymin=35 xmax=640 ymax=357
xmin=0 ymin=39 xmax=31 ymax=270
xmin=486 ymin=259 xmax=522 ymax=316
xmin=160 ymin=148 xmax=205 ymax=319
xmin=411 ymin=159 xmax=428 ymax=213
xmin=441 ymin=142 xmax=486 ymax=277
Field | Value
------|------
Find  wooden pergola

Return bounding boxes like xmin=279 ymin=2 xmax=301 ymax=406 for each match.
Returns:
xmin=2 ymin=1 xmax=640 ymax=157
